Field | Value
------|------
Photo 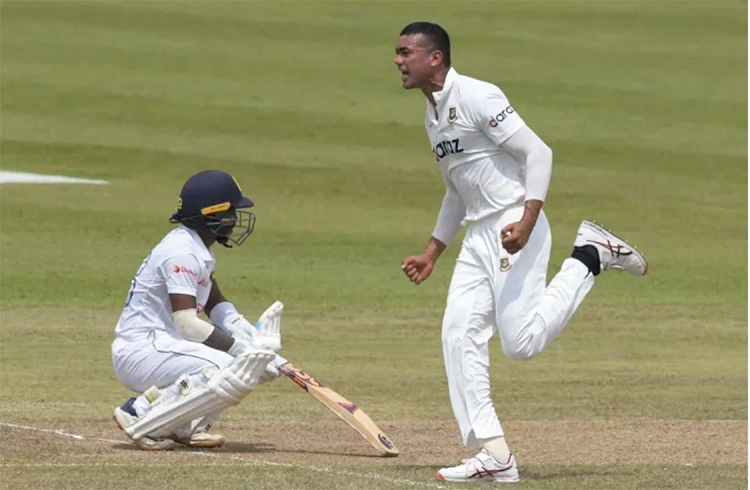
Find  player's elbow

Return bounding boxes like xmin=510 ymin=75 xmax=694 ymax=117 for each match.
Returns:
xmin=524 ymin=142 xmax=553 ymax=173
xmin=538 ymin=142 xmax=553 ymax=165
xmin=532 ymin=144 xmax=553 ymax=178
xmin=173 ymin=308 xmax=213 ymax=343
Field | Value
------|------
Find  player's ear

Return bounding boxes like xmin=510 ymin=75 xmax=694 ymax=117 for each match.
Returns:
xmin=430 ymin=50 xmax=444 ymax=68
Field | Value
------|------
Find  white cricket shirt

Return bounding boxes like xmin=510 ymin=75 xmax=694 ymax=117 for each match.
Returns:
xmin=115 ymin=225 xmax=216 ymax=340
xmin=426 ymin=68 xmax=527 ymax=237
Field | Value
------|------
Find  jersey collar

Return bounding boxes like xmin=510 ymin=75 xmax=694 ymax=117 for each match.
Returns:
xmin=180 ymin=225 xmax=215 ymax=263
xmin=431 ymin=67 xmax=458 ymax=106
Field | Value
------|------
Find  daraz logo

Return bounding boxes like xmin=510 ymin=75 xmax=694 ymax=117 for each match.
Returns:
xmin=173 ymin=265 xmax=198 ymax=277
xmin=488 ymin=105 xmax=515 ymax=127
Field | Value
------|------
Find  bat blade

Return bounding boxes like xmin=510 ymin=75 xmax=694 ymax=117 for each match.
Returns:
xmin=273 ymin=355 xmax=399 ymax=457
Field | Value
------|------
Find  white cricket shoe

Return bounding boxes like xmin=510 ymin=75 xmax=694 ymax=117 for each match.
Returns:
xmin=436 ymin=449 xmax=519 ymax=483
xmin=173 ymin=414 xmax=226 ymax=449
xmin=574 ymin=220 xmax=648 ymax=276
xmin=173 ymin=430 xmax=226 ymax=448
xmin=113 ymin=388 xmax=177 ymax=451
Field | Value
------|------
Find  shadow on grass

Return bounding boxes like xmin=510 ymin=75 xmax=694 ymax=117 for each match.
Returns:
xmin=227 ymin=442 xmax=386 ymax=459
xmin=110 ymin=441 xmax=276 ymax=454
xmin=521 ymin=468 xmax=606 ymax=480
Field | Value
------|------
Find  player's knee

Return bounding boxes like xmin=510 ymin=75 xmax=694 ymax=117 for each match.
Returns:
xmin=213 ymin=352 xmax=235 ymax=370
xmin=501 ymin=337 xmax=541 ymax=361
xmin=499 ymin=315 xmax=548 ymax=360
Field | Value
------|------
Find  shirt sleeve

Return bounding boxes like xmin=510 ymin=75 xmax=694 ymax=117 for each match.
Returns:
xmin=161 ymin=254 xmax=202 ymax=296
xmin=467 ymin=86 xmax=526 ymax=145
xmin=500 ymin=125 xmax=553 ymax=202
xmin=431 ymin=170 xmax=466 ymax=246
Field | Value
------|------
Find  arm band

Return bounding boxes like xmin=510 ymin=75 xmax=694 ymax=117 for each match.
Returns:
xmin=172 ymin=308 xmax=214 ymax=343
xmin=209 ymin=301 xmax=240 ymax=328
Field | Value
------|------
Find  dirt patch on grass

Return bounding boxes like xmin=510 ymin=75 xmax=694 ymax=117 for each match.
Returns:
xmin=2 ymin=418 xmax=746 ymax=469
xmin=236 ymin=418 xmax=748 ymax=467
xmin=509 ymin=419 xmax=747 ymax=466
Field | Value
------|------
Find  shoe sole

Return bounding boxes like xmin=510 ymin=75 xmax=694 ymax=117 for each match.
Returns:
xmin=436 ymin=470 xmax=519 ymax=483
xmin=174 ymin=436 xmax=226 ymax=449
xmin=113 ymin=409 xmax=177 ymax=451
xmin=581 ymin=220 xmax=648 ymax=275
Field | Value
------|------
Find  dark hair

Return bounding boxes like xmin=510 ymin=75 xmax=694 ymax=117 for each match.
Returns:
xmin=400 ymin=22 xmax=451 ymax=67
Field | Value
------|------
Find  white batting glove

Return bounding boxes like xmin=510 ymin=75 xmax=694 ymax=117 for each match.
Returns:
xmin=226 ymin=335 xmax=254 ymax=358
xmin=223 ymin=313 xmax=281 ymax=383
xmin=229 ymin=329 xmax=280 ymax=383
xmin=259 ymin=363 xmax=280 ymax=384
xmin=221 ymin=313 xmax=257 ymax=342
xmin=253 ymin=301 xmax=283 ymax=353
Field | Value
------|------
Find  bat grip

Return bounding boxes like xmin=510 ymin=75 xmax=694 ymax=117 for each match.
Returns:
xmin=272 ymin=354 xmax=288 ymax=368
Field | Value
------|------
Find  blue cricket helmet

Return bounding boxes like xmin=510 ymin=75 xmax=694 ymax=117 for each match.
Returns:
xmin=170 ymin=170 xmax=256 ymax=247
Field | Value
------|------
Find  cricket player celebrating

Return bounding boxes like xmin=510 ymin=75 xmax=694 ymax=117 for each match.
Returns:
xmin=394 ymin=23 xmax=648 ymax=483
xmin=111 ymin=170 xmax=284 ymax=450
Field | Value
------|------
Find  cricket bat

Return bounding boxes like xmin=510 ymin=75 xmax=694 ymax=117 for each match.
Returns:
xmin=272 ymin=355 xmax=399 ymax=457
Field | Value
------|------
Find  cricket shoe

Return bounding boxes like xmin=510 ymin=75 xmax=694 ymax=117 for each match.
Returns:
xmin=436 ymin=449 xmax=519 ymax=483
xmin=113 ymin=388 xmax=177 ymax=451
xmin=173 ymin=426 xmax=226 ymax=449
xmin=574 ymin=220 xmax=647 ymax=276
xmin=173 ymin=431 xmax=225 ymax=448
xmin=171 ymin=383 xmax=227 ymax=448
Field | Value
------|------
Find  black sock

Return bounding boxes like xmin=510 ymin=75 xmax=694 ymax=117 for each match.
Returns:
xmin=572 ymin=245 xmax=601 ymax=276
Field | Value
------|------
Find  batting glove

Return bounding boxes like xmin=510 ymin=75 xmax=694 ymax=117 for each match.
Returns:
xmin=221 ymin=313 xmax=257 ymax=341
xmin=253 ymin=301 xmax=283 ymax=353
xmin=226 ymin=335 xmax=254 ymax=358
xmin=259 ymin=362 xmax=280 ymax=384
xmin=224 ymin=328 xmax=280 ymax=383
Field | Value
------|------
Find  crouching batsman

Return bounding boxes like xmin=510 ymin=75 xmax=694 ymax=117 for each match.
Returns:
xmin=111 ymin=170 xmax=284 ymax=450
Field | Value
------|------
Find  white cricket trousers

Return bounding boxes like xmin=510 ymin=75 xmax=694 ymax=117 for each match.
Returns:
xmin=442 ymin=206 xmax=594 ymax=447
xmin=112 ymin=330 xmax=234 ymax=433
xmin=112 ymin=330 xmax=233 ymax=393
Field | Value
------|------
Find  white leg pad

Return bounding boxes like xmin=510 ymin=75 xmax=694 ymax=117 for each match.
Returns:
xmin=125 ymin=349 xmax=274 ymax=440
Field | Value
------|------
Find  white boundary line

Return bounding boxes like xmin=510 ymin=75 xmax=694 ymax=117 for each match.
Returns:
xmin=0 ymin=171 xmax=108 ymax=185
xmin=0 ymin=422 xmax=445 ymax=489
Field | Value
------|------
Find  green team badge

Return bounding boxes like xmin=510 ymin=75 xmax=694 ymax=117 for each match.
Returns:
xmin=500 ymin=257 xmax=512 ymax=272
xmin=448 ymin=106 xmax=457 ymax=123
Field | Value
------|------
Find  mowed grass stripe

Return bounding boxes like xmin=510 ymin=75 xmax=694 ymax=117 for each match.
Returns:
xmin=0 ymin=309 xmax=745 ymax=419
xmin=2 ymin=70 xmax=745 ymax=159
xmin=0 ymin=113 xmax=427 ymax=170
xmin=1 ymin=81 xmax=420 ymax=152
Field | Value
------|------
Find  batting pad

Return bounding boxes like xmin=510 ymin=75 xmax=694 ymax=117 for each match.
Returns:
xmin=126 ymin=350 xmax=274 ymax=440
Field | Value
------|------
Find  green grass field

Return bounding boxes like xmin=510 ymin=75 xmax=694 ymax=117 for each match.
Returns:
xmin=0 ymin=1 xmax=747 ymax=488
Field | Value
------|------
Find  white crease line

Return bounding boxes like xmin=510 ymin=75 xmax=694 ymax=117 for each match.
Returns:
xmin=0 ymin=463 xmax=214 ymax=467
xmin=0 ymin=422 xmax=445 ymax=489
xmin=0 ymin=422 xmax=120 ymax=443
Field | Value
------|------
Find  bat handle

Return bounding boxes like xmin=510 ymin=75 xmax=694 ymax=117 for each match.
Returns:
xmin=272 ymin=354 xmax=289 ymax=368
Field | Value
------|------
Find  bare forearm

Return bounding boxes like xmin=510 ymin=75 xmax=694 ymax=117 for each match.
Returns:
xmin=203 ymin=327 xmax=235 ymax=352
xmin=521 ymin=199 xmax=543 ymax=227
xmin=423 ymin=236 xmax=447 ymax=263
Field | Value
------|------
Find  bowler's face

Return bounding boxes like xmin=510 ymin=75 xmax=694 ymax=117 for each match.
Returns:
xmin=394 ymin=34 xmax=433 ymax=89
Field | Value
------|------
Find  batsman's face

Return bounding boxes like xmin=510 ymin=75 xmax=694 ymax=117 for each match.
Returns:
xmin=394 ymin=34 xmax=439 ymax=90
xmin=211 ymin=209 xmax=237 ymax=237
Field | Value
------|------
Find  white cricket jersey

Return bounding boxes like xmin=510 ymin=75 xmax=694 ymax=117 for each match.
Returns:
xmin=115 ymin=225 xmax=215 ymax=340
xmin=426 ymin=68 xmax=527 ymax=224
